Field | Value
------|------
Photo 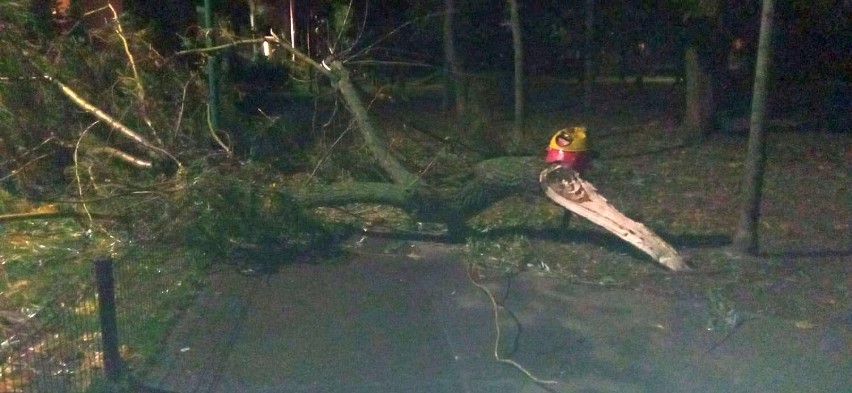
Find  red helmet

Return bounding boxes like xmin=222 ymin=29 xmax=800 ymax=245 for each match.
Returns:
xmin=545 ymin=127 xmax=591 ymax=173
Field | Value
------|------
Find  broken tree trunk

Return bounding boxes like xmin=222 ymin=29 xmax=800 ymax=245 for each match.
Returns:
xmin=328 ymin=60 xmax=420 ymax=186
xmin=263 ymin=37 xmax=419 ymax=187
xmin=540 ymin=163 xmax=688 ymax=271
xmin=287 ymin=156 xmax=542 ymax=240
xmin=266 ymin=39 xmax=685 ymax=270
xmin=285 ymin=157 xmax=688 ymax=272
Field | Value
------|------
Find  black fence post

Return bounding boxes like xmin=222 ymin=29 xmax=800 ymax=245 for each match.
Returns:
xmin=95 ymin=258 xmax=122 ymax=381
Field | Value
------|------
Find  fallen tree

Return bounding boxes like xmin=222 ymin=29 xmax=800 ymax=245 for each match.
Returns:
xmin=8 ymin=19 xmax=684 ymax=271
xmin=285 ymin=156 xmax=543 ymax=239
xmin=191 ymin=32 xmax=687 ymax=270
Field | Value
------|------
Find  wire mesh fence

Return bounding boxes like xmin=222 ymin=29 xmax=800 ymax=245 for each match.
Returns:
xmin=1 ymin=243 xmax=203 ymax=393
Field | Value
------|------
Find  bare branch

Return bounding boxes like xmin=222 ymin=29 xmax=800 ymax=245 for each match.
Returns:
xmin=42 ymin=75 xmax=180 ymax=167
xmin=0 ymin=210 xmax=119 ymax=223
xmin=207 ymin=103 xmax=232 ymax=156
xmin=74 ymin=122 xmax=99 ymax=226
xmin=174 ymin=38 xmax=266 ymax=56
xmin=306 ymin=120 xmax=355 ymax=184
xmin=267 ymin=32 xmax=332 ymax=77
xmin=0 ymin=153 xmax=50 ymax=183
xmin=172 ymin=77 xmax=193 ymax=137
xmin=86 ymin=146 xmax=153 ymax=168
xmin=348 ymin=11 xmax=443 ymax=62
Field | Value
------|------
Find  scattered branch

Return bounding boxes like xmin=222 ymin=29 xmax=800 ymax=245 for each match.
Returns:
xmin=0 ymin=210 xmax=119 ymax=223
xmin=92 ymin=4 xmax=153 ymax=129
xmin=174 ymin=38 xmax=267 ymax=56
xmin=207 ymin=103 xmax=232 ymax=157
xmin=267 ymin=32 xmax=331 ymax=77
xmin=172 ymin=77 xmax=193 ymax=137
xmin=85 ymin=146 xmax=153 ymax=168
xmin=0 ymin=154 xmax=49 ymax=183
xmin=42 ymin=74 xmax=181 ymax=167
xmin=74 ymin=122 xmax=98 ymax=227
xmin=541 ymin=164 xmax=688 ymax=271
xmin=306 ymin=120 xmax=355 ymax=184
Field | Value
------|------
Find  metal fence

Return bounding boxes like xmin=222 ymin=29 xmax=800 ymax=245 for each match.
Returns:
xmin=1 ymin=245 xmax=201 ymax=393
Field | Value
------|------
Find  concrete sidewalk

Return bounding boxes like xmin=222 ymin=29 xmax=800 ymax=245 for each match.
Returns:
xmin=139 ymin=237 xmax=850 ymax=392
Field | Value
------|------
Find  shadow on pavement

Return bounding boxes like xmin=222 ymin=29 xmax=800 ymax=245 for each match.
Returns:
xmin=138 ymin=236 xmax=851 ymax=393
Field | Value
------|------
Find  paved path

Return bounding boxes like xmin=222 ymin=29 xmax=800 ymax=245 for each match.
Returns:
xmin=140 ymin=237 xmax=850 ymax=392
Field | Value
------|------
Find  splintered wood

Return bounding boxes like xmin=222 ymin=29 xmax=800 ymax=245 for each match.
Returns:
xmin=540 ymin=163 xmax=689 ymax=271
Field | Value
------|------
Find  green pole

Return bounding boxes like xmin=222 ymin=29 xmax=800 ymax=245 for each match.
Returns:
xmin=203 ymin=0 xmax=220 ymax=131
xmin=94 ymin=258 xmax=121 ymax=381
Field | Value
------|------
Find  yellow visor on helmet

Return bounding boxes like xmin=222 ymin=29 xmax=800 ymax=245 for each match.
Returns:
xmin=548 ymin=127 xmax=588 ymax=152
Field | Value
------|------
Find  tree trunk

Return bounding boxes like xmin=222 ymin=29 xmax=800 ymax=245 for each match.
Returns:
xmin=583 ymin=0 xmax=594 ymax=117
xmin=202 ymin=0 xmax=220 ymax=134
xmin=330 ymin=61 xmax=419 ymax=186
xmin=540 ymin=164 xmax=687 ymax=271
xmin=288 ymin=156 xmax=543 ymax=240
xmin=507 ymin=0 xmax=524 ymax=147
xmin=683 ymin=47 xmax=715 ymax=139
xmin=680 ymin=0 xmax=722 ymax=140
xmin=442 ymin=0 xmax=464 ymax=116
xmin=732 ymin=0 xmax=775 ymax=254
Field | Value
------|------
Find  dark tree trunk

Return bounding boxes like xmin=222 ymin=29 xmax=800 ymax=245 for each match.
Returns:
xmin=680 ymin=1 xmax=723 ymax=140
xmin=733 ymin=0 xmax=775 ymax=254
xmin=683 ymin=47 xmax=715 ymax=139
xmin=287 ymin=156 xmax=543 ymax=240
xmin=583 ymin=0 xmax=594 ymax=117
xmin=507 ymin=0 xmax=525 ymax=146
xmin=442 ymin=0 xmax=463 ymax=116
xmin=330 ymin=61 xmax=418 ymax=186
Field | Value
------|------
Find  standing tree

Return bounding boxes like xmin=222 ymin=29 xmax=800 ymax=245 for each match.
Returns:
xmin=680 ymin=0 xmax=723 ymax=139
xmin=443 ymin=0 xmax=463 ymax=115
xmin=582 ymin=0 xmax=594 ymax=118
xmin=732 ymin=0 xmax=775 ymax=254
xmin=507 ymin=0 xmax=525 ymax=147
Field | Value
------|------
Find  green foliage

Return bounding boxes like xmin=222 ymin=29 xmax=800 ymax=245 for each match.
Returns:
xmin=177 ymin=169 xmax=346 ymax=267
xmin=328 ymin=0 xmax=357 ymax=50
xmin=465 ymin=234 xmax=537 ymax=274
xmin=0 ymin=1 xmax=212 ymax=198
xmin=704 ymin=286 xmax=744 ymax=333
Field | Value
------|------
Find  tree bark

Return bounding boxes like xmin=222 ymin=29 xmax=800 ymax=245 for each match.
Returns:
xmin=507 ymin=0 xmax=525 ymax=147
xmin=680 ymin=1 xmax=722 ymax=140
xmin=287 ymin=156 xmax=543 ymax=240
xmin=442 ymin=0 xmax=463 ymax=115
xmin=583 ymin=0 xmax=594 ymax=117
xmin=329 ymin=60 xmax=419 ymax=186
xmin=541 ymin=164 xmax=687 ymax=271
xmin=683 ymin=47 xmax=715 ymax=139
xmin=732 ymin=0 xmax=775 ymax=254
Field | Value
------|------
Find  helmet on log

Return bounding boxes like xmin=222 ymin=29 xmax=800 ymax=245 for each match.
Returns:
xmin=545 ymin=127 xmax=590 ymax=173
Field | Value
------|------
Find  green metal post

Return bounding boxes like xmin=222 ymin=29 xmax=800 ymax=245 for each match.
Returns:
xmin=95 ymin=258 xmax=121 ymax=381
xmin=203 ymin=0 xmax=220 ymax=131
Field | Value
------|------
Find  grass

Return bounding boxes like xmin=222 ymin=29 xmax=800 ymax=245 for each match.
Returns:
xmin=463 ymin=111 xmax=849 ymax=328
xmin=0 ymin=204 xmax=205 ymax=392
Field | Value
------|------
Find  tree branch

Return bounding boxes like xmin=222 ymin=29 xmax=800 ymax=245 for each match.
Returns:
xmin=86 ymin=146 xmax=153 ymax=168
xmin=42 ymin=75 xmax=181 ymax=168
xmin=329 ymin=60 xmax=420 ymax=186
